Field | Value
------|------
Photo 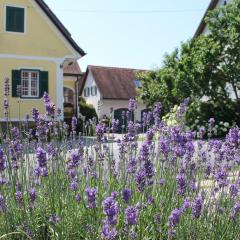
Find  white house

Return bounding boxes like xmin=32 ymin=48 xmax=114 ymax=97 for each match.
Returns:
xmin=80 ymin=65 xmax=148 ymax=122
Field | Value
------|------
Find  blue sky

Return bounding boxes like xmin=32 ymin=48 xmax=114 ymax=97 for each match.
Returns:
xmin=45 ymin=0 xmax=210 ymax=71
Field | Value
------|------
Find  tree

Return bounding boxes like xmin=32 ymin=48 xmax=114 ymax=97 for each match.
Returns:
xmin=138 ymin=0 xmax=240 ymax=106
xmin=205 ymin=0 xmax=240 ymax=101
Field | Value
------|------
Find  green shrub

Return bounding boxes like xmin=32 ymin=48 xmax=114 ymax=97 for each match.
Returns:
xmin=79 ymin=97 xmax=98 ymax=121
xmin=78 ymin=97 xmax=98 ymax=136
xmin=186 ymin=99 xmax=240 ymax=137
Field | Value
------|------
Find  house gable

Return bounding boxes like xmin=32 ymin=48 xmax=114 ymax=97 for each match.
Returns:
xmin=82 ymin=68 xmax=101 ymax=111
xmin=82 ymin=65 xmax=147 ymax=100
xmin=194 ymin=0 xmax=232 ymax=38
xmin=0 ymin=0 xmax=85 ymax=58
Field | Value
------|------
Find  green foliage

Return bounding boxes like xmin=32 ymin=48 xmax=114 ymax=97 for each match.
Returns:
xmin=138 ymin=0 xmax=240 ymax=134
xmin=79 ymin=97 xmax=98 ymax=121
xmin=186 ymin=99 xmax=240 ymax=137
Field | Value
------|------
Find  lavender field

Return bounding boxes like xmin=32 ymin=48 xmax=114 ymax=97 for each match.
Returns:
xmin=0 ymin=86 xmax=240 ymax=239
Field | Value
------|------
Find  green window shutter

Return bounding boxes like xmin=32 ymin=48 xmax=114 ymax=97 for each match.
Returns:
xmin=6 ymin=6 xmax=24 ymax=33
xmin=12 ymin=70 xmax=21 ymax=97
xmin=39 ymin=71 xmax=49 ymax=98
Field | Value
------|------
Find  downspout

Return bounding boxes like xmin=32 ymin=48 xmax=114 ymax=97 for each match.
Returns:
xmin=75 ymin=73 xmax=84 ymax=118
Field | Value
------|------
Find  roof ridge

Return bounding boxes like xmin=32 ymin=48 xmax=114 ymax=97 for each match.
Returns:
xmin=88 ymin=65 xmax=149 ymax=71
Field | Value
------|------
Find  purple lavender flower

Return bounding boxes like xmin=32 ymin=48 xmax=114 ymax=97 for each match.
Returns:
xmin=47 ymin=144 xmax=57 ymax=158
xmin=15 ymin=191 xmax=23 ymax=206
xmin=69 ymin=181 xmax=78 ymax=191
xmin=159 ymin=178 xmax=165 ymax=186
xmin=11 ymin=127 xmax=20 ymax=139
xmin=215 ymin=168 xmax=228 ymax=188
xmin=71 ymin=117 xmax=77 ymax=132
xmin=168 ymin=208 xmax=182 ymax=228
xmin=96 ymin=123 xmax=105 ymax=142
xmin=192 ymin=196 xmax=203 ymax=219
xmin=198 ymin=127 xmax=206 ymax=139
xmin=32 ymin=108 xmax=39 ymax=121
xmin=102 ymin=223 xmax=118 ymax=240
xmin=208 ymin=118 xmax=215 ymax=129
xmin=86 ymin=187 xmax=97 ymax=209
xmin=127 ymin=158 xmax=137 ymax=174
xmin=43 ymin=92 xmax=51 ymax=104
xmin=147 ymin=195 xmax=154 ymax=205
xmin=177 ymin=98 xmax=190 ymax=119
xmin=29 ymin=188 xmax=36 ymax=203
xmin=111 ymin=192 xmax=118 ymax=199
xmin=8 ymin=140 xmax=23 ymax=169
xmin=127 ymin=121 xmax=136 ymax=139
xmin=230 ymin=202 xmax=240 ymax=220
xmin=0 ymin=148 xmax=6 ymax=172
xmin=135 ymin=170 xmax=146 ymax=192
xmin=229 ymin=184 xmax=238 ymax=197
xmin=158 ymin=138 xmax=170 ymax=156
xmin=122 ymin=189 xmax=132 ymax=204
xmin=111 ymin=119 xmax=119 ymax=133
xmin=75 ymin=194 xmax=81 ymax=202
xmin=142 ymin=112 xmax=148 ymax=127
xmin=49 ymin=213 xmax=61 ymax=225
xmin=126 ymin=111 xmax=131 ymax=122
xmin=125 ymin=206 xmax=139 ymax=225
xmin=0 ymin=194 xmax=6 ymax=212
xmin=102 ymin=195 xmax=118 ymax=225
xmin=68 ymin=149 xmax=82 ymax=168
xmin=146 ymin=128 xmax=154 ymax=141
xmin=182 ymin=197 xmax=191 ymax=210
xmin=128 ymin=98 xmax=137 ymax=112
xmin=176 ymin=173 xmax=186 ymax=196
xmin=36 ymin=147 xmax=47 ymax=168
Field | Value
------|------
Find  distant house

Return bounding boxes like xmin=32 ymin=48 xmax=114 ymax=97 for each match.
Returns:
xmin=63 ymin=61 xmax=83 ymax=119
xmin=0 ymin=0 xmax=85 ymax=121
xmin=194 ymin=0 xmax=231 ymax=38
xmin=80 ymin=65 xmax=148 ymax=122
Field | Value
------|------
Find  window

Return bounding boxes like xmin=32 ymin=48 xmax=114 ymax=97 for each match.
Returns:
xmin=21 ymin=70 xmax=39 ymax=97
xmin=5 ymin=6 xmax=25 ymax=33
xmin=12 ymin=70 xmax=48 ymax=98
xmin=91 ymin=86 xmax=97 ymax=96
xmin=84 ymin=87 xmax=90 ymax=97
xmin=134 ymin=79 xmax=142 ymax=88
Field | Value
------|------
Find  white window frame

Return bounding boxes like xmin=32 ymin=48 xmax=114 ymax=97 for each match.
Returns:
xmin=91 ymin=86 xmax=97 ymax=96
xmin=84 ymin=87 xmax=91 ymax=97
xmin=21 ymin=70 xmax=39 ymax=98
xmin=4 ymin=4 xmax=27 ymax=35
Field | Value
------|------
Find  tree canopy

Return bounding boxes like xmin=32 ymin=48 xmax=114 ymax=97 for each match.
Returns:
xmin=137 ymin=0 xmax=240 ymax=111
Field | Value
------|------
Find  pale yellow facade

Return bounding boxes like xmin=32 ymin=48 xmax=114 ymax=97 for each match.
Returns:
xmin=64 ymin=77 xmax=76 ymax=91
xmin=0 ymin=0 xmax=83 ymax=121
xmin=0 ymin=0 xmax=71 ymax=57
xmin=0 ymin=58 xmax=57 ymax=119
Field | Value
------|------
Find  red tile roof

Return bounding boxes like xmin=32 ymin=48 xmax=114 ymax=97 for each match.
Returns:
xmin=81 ymin=66 xmax=148 ymax=100
xmin=194 ymin=0 xmax=219 ymax=38
xmin=63 ymin=61 xmax=82 ymax=75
